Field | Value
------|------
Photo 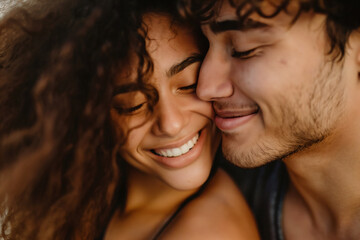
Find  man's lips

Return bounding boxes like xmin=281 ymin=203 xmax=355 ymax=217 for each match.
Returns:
xmin=214 ymin=107 xmax=259 ymax=118
xmin=214 ymin=107 xmax=259 ymax=131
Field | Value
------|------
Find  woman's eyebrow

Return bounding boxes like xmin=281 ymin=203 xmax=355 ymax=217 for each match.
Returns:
xmin=113 ymin=83 xmax=140 ymax=96
xmin=166 ymin=53 xmax=203 ymax=77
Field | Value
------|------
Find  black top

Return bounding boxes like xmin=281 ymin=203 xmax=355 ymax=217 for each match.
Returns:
xmin=222 ymin=159 xmax=289 ymax=240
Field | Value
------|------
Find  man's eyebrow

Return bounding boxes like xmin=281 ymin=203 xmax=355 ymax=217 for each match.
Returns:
xmin=210 ymin=18 xmax=270 ymax=34
xmin=167 ymin=53 xmax=203 ymax=78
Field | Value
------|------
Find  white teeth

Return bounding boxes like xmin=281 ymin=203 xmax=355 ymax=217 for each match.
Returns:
xmin=154 ymin=133 xmax=199 ymax=157
xmin=180 ymin=144 xmax=188 ymax=153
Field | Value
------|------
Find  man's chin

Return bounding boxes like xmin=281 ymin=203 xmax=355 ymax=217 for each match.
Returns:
xmin=221 ymin=139 xmax=282 ymax=168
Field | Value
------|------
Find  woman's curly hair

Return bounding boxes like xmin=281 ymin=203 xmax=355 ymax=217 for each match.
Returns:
xmin=0 ymin=0 xmax=183 ymax=239
xmin=178 ymin=0 xmax=360 ymax=61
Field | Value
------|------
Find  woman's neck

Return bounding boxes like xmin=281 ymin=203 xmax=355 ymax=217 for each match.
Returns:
xmin=125 ymin=166 xmax=198 ymax=213
xmin=102 ymin=166 xmax=199 ymax=240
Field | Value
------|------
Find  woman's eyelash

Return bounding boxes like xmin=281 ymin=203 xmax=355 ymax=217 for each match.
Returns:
xmin=115 ymin=83 xmax=197 ymax=114
xmin=115 ymin=103 xmax=145 ymax=114
xmin=179 ymin=83 xmax=197 ymax=91
xmin=126 ymin=104 xmax=144 ymax=113
xmin=231 ymin=48 xmax=257 ymax=58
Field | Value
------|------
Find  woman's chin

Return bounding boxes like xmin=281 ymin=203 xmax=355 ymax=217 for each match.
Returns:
xmin=163 ymin=169 xmax=211 ymax=191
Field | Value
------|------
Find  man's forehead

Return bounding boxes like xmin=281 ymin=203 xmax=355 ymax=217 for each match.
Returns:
xmin=206 ymin=0 xmax=299 ymax=33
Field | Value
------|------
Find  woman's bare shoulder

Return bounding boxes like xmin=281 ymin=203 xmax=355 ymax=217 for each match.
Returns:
xmin=159 ymin=169 xmax=260 ymax=240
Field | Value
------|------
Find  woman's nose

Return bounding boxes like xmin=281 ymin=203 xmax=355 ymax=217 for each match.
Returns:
xmin=151 ymin=96 xmax=186 ymax=137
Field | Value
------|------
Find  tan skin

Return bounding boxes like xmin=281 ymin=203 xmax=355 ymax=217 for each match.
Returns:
xmin=105 ymin=13 xmax=259 ymax=240
xmin=198 ymin=0 xmax=360 ymax=239
xmin=157 ymin=169 xmax=260 ymax=239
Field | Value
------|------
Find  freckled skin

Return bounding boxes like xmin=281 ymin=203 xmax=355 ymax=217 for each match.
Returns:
xmin=280 ymin=59 xmax=287 ymax=65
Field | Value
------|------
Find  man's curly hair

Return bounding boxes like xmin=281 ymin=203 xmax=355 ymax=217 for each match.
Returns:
xmin=178 ymin=0 xmax=360 ymax=60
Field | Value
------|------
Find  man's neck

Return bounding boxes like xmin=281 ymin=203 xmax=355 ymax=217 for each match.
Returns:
xmin=283 ymin=125 xmax=360 ymax=239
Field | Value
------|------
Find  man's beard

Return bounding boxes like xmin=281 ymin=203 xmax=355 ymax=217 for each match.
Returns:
xmin=220 ymin=60 xmax=345 ymax=168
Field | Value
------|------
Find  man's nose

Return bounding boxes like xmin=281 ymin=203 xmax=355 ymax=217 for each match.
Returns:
xmin=197 ymin=48 xmax=233 ymax=101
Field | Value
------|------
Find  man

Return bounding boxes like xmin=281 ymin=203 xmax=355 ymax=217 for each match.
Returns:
xmin=180 ymin=0 xmax=360 ymax=239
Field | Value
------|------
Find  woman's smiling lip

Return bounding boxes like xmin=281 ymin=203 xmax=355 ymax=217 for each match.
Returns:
xmin=148 ymin=128 xmax=207 ymax=169
xmin=152 ymin=133 xmax=199 ymax=157
xmin=150 ymin=131 xmax=200 ymax=150
xmin=214 ymin=107 xmax=259 ymax=132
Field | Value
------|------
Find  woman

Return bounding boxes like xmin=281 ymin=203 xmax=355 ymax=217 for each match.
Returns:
xmin=104 ymin=7 xmax=259 ymax=239
xmin=0 ymin=0 xmax=259 ymax=239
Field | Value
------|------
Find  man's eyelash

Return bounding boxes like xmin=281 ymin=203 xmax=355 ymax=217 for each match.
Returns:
xmin=231 ymin=48 xmax=257 ymax=58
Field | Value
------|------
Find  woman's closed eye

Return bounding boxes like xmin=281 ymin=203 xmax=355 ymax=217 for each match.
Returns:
xmin=114 ymin=102 xmax=147 ymax=114
xmin=112 ymin=89 xmax=148 ymax=115
xmin=178 ymin=83 xmax=197 ymax=93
